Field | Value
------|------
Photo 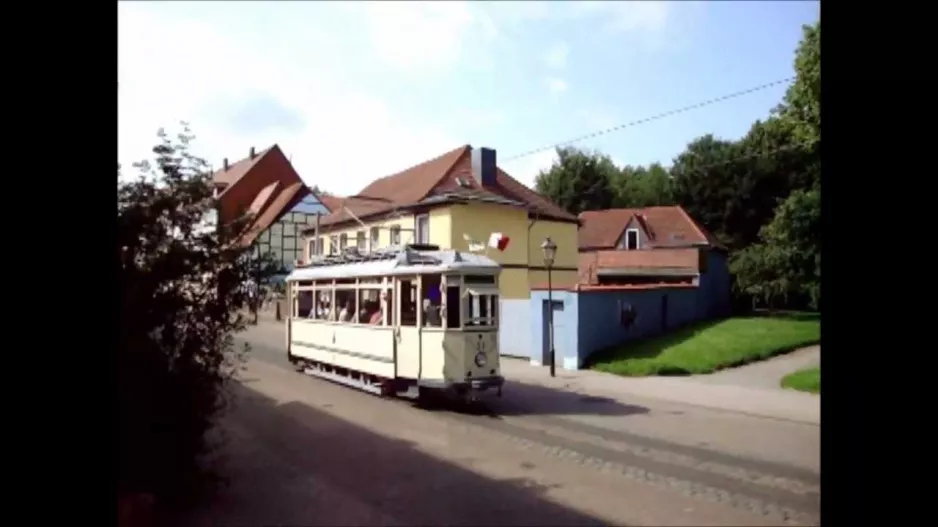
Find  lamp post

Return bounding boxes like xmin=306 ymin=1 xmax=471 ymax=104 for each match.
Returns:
xmin=541 ymin=237 xmax=557 ymax=377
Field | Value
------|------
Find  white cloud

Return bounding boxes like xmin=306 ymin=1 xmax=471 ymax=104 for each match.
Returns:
xmin=350 ymin=1 xmax=496 ymax=73
xmin=118 ymin=3 xmax=460 ymax=195
xmin=544 ymin=42 xmax=570 ymax=70
xmin=546 ymin=78 xmax=569 ymax=95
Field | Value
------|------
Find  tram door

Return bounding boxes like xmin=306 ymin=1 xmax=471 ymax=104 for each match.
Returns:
xmin=394 ymin=276 xmax=422 ymax=379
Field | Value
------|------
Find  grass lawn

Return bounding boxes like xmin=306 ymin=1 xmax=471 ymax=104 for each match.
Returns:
xmin=781 ymin=367 xmax=821 ymax=394
xmin=587 ymin=314 xmax=820 ymax=377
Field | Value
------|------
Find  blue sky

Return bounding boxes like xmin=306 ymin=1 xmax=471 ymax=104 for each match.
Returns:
xmin=118 ymin=1 xmax=819 ymax=195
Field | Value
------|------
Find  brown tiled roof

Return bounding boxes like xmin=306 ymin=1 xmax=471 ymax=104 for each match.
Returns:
xmin=242 ymin=182 xmax=308 ymax=247
xmin=314 ymin=192 xmax=344 ymax=213
xmin=212 ymin=146 xmax=274 ymax=189
xmin=314 ymin=144 xmax=576 ymax=230
xmin=211 ymin=144 xmax=310 ymax=247
xmin=577 ymin=206 xmax=717 ymax=250
xmin=577 ymin=248 xmax=701 ymax=285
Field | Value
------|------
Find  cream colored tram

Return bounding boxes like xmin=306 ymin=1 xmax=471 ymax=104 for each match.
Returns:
xmin=284 ymin=244 xmax=503 ymax=402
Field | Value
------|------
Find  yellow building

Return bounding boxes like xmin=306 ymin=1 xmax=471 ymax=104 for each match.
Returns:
xmin=300 ymin=145 xmax=579 ymax=358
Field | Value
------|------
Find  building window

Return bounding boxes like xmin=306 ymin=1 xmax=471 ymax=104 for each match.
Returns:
xmin=356 ymin=230 xmax=366 ymax=250
xmin=339 ymin=233 xmax=348 ymax=252
xmin=370 ymin=227 xmax=380 ymax=250
xmin=625 ymin=228 xmax=640 ymax=250
xmin=415 ymin=214 xmax=430 ymax=244
xmin=329 ymin=236 xmax=338 ymax=255
xmin=390 ymin=226 xmax=401 ymax=246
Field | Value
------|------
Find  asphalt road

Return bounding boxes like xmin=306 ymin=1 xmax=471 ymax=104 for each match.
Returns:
xmin=170 ymin=327 xmax=821 ymax=526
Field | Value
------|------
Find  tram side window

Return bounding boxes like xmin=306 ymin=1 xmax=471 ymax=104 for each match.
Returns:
xmin=358 ymin=288 xmax=382 ymax=324
xmin=400 ymin=279 xmax=417 ymax=326
xmin=422 ymin=275 xmax=442 ymax=327
xmin=296 ymin=290 xmax=314 ymax=318
xmin=446 ymin=286 xmax=461 ymax=328
xmin=334 ymin=289 xmax=355 ymax=322
xmin=314 ymin=290 xmax=333 ymax=320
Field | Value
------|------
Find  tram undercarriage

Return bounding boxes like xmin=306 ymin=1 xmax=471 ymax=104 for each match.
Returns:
xmin=289 ymin=355 xmax=504 ymax=404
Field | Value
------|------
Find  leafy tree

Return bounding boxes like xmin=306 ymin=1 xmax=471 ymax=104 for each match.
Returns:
xmin=730 ymin=187 xmax=821 ymax=310
xmin=776 ymin=21 xmax=820 ymax=146
xmin=669 ymin=135 xmax=749 ymax=248
xmin=534 ymin=146 xmax=617 ymax=215
xmin=117 ymin=125 xmax=278 ymax=506
xmin=610 ymin=162 xmax=675 ymax=208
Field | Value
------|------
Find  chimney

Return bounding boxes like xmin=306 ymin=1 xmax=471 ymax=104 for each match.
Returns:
xmin=223 ymin=158 xmax=229 ymax=171
xmin=470 ymin=146 xmax=497 ymax=187
xmin=249 ymin=146 xmax=256 ymax=160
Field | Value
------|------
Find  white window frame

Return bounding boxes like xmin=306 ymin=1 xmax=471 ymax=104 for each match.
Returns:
xmin=369 ymin=227 xmax=380 ymax=251
xmin=625 ymin=228 xmax=640 ymax=250
xmin=356 ymin=230 xmax=366 ymax=250
xmin=415 ymin=214 xmax=430 ymax=244
xmin=339 ymin=233 xmax=348 ymax=252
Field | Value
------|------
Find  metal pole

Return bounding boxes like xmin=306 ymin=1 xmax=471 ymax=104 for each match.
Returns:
xmin=548 ymin=265 xmax=555 ymax=377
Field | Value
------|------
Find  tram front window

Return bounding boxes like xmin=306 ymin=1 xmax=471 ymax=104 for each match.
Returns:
xmin=465 ymin=291 xmax=499 ymax=328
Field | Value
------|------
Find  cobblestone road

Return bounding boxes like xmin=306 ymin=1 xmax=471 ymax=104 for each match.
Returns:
xmin=170 ymin=328 xmax=820 ymax=526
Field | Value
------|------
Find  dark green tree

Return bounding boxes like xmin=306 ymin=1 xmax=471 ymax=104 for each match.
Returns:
xmin=534 ymin=146 xmax=617 ymax=215
xmin=117 ymin=125 xmax=278 ymax=506
xmin=610 ymin=162 xmax=675 ymax=208
xmin=730 ymin=187 xmax=821 ymax=310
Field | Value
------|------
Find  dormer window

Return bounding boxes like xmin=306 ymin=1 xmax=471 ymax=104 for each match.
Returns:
xmin=625 ymin=228 xmax=640 ymax=250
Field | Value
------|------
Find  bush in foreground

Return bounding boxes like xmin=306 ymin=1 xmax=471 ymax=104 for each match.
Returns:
xmin=117 ymin=125 xmax=276 ymax=507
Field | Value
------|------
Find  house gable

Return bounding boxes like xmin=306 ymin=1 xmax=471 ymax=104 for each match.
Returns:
xmin=615 ymin=215 xmax=653 ymax=250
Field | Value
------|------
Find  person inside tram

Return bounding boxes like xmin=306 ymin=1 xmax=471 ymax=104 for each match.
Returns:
xmin=423 ymin=298 xmax=441 ymax=327
xmin=338 ymin=300 xmax=353 ymax=322
xmin=368 ymin=301 xmax=383 ymax=325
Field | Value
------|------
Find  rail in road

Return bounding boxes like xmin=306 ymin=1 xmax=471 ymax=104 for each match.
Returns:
xmin=232 ymin=331 xmax=820 ymax=526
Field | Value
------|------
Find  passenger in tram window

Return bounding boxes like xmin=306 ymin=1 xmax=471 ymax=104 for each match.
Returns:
xmin=423 ymin=298 xmax=441 ymax=327
xmin=338 ymin=300 xmax=354 ymax=322
xmin=369 ymin=301 xmax=383 ymax=324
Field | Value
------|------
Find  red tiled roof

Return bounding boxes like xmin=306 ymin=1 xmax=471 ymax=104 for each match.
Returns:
xmin=212 ymin=146 xmax=274 ymax=189
xmin=577 ymin=206 xmax=717 ymax=250
xmin=315 ymin=145 xmax=577 ymax=230
xmin=315 ymin=193 xmax=344 ymax=213
xmin=578 ymin=249 xmax=700 ymax=285
xmin=211 ymin=145 xmax=310 ymax=246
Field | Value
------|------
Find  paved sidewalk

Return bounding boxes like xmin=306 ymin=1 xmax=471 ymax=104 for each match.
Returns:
xmin=693 ymin=346 xmax=820 ymax=389
xmin=500 ymin=359 xmax=820 ymax=425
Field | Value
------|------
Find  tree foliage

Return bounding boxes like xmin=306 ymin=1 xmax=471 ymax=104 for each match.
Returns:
xmin=117 ymin=125 xmax=278 ymax=504
xmin=529 ymin=18 xmax=820 ymax=312
xmin=534 ymin=146 xmax=617 ymax=215
xmin=611 ymin=162 xmax=675 ymax=208
xmin=730 ymin=187 xmax=820 ymax=309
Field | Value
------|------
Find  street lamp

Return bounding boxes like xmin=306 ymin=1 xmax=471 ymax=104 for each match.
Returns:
xmin=541 ymin=237 xmax=557 ymax=377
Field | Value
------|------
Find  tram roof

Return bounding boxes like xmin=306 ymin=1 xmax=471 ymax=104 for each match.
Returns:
xmin=285 ymin=245 xmax=500 ymax=282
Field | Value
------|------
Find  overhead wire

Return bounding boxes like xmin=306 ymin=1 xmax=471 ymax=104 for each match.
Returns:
xmin=501 ymin=77 xmax=795 ymax=163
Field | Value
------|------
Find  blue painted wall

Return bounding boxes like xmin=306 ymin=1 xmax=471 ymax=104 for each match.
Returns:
xmin=528 ymin=249 xmax=732 ymax=370
xmin=698 ymin=250 xmax=731 ymax=318
xmin=500 ymin=299 xmax=533 ymax=359
xmin=527 ymin=291 xmax=579 ymax=368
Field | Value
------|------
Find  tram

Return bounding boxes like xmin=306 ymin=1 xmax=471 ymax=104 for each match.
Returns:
xmin=284 ymin=244 xmax=504 ymax=402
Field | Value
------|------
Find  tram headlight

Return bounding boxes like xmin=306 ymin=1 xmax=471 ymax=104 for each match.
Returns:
xmin=474 ymin=351 xmax=487 ymax=367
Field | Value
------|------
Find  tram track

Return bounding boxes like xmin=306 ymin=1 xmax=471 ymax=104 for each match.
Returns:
xmin=238 ymin=336 xmax=821 ymax=526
